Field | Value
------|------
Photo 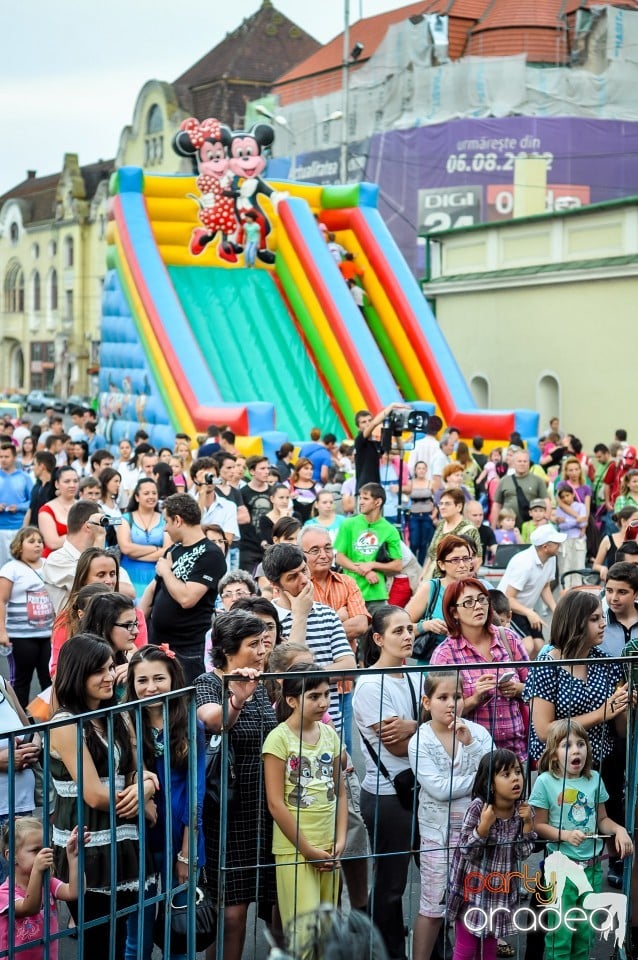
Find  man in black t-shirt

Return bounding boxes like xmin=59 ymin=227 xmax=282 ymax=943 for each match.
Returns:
xmin=353 ymin=403 xmax=408 ymax=494
xmin=143 ymin=494 xmax=226 ymax=683
xmin=238 ymin=455 xmax=272 ymax=572
xmin=27 ymin=451 xmax=57 ymax=526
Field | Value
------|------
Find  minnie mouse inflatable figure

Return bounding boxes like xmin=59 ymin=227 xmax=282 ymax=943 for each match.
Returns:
xmin=173 ymin=117 xmax=241 ymax=262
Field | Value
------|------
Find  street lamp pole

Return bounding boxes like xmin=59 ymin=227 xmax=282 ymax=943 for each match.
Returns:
xmin=255 ymin=105 xmax=343 ymax=181
xmin=340 ymin=0 xmax=350 ymax=184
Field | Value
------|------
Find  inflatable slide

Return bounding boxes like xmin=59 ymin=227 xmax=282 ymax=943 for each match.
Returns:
xmin=99 ymin=121 xmax=537 ymax=454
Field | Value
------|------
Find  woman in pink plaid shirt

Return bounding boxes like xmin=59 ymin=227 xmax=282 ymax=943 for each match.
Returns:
xmin=430 ymin=578 xmax=529 ymax=759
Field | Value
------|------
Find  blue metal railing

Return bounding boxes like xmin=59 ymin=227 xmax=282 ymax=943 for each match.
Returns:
xmin=1 ymin=658 xmax=635 ymax=959
xmin=1 ymin=688 xmax=198 ymax=960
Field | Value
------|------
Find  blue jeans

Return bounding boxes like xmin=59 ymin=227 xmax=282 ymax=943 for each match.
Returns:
xmin=408 ymin=513 xmax=434 ymax=566
xmin=338 ymin=691 xmax=353 ymax=756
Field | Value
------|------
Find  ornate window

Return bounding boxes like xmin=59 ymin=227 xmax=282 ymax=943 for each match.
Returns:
xmin=145 ymin=105 xmax=164 ymax=166
xmin=4 ymin=261 xmax=24 ymax=312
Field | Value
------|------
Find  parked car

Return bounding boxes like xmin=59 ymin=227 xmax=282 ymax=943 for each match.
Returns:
xmin=0 ymin=402 xmax=23 ymax=421
xmin=25 ymin=390 xmax=60 ymax=412
xmin=64 ymin=394 xmax=93 ymax=413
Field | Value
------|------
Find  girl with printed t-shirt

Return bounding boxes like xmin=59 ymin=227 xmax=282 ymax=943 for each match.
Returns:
xmin=529 ymin=720 xmax=632 ymax=960
xmin=263 ymin=665 xmax=346 ymax=941
xmin=0 ymin=527 xmax=54 ymax=707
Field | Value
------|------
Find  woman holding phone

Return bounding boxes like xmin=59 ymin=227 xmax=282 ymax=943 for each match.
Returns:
xmin=430 ymin=577 xmax=530 ymax=758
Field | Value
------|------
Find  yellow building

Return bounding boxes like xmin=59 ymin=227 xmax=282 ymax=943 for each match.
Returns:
xmin=0 ymin=154 xmax=111 ymax=395
xmin=422 ymin=197 xmax=638 ymax=445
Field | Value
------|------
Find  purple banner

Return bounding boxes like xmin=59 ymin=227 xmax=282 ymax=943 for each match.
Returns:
xmin=365 ymin=117 xmax=638 ymax=274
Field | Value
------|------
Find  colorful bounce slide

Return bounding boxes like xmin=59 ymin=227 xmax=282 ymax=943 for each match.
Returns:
xmin=100 ymin=149 xmax=537 ymax=455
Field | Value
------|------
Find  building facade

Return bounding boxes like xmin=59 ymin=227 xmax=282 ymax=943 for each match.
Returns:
xmin=421 ymin=197 xmax=638 ymax=445
xmin=0 ymin=154 xmax=111 ymax=395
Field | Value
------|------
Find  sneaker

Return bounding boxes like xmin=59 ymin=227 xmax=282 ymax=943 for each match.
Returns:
xmin=608 ymin=865 xmax=624 ymax=889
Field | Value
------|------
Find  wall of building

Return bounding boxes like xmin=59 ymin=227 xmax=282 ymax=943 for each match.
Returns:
xmin=116 ymin=81 xmax=188 ymax=175
xmin=433 ymin=273 xmax=636 ymax=446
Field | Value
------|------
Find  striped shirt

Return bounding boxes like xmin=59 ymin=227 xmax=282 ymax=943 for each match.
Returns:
xmin=311 ymin=571 xmax=369 ymax=693
xmin=275 ymin=601 xmax=353 ymax=731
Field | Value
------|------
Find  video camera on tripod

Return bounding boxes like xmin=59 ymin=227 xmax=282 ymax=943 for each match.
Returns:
xmin=379 ymin=407 xmax=430 ymax=530
xmin=380 ymin=408 xmax=429 ymax=453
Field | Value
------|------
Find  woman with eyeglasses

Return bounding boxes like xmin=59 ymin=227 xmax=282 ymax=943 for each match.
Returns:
xmin=50 ymin=548 xmax=148 ymax=679
xmin=217 ymin=570 xmax=258 ymax=611
xmin=430 ymin=577 xmax=529 ymax=758
xmin=231 ymin=595 xmax=282 ymax=653
xmin=82 ymin=593 xmax=140 ymax=698
xmin=405 ymin=535 xmax=475 ymax=664
xmin=425 ymin=487 xmax=481 ymax=578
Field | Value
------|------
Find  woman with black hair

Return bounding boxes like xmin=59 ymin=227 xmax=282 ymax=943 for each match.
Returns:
xmin=98 ymin=467 xmax=123 ymax=528
xmin=275 ymin=443 xmax=295 ymax=482
xmin=232 ymin=594 xmax=283 ymax=652
xmin=195 ymin=610 xmax=277 ymax=960
xmin=124 ymin=644 xmax=206 ymax=960
xmin=82 ymin=592 xmax=139 ymax=696
xmin=71 ymin=440 xmax=91 ymax=478
xmin=152 ymin=461 xmax=178 ymax=505
xmin=39 ymin=465 xmax=80 ymax=556
xmin=116 ymin=478 xmax=170 ymax=598
xmin=50 ymin=633 xmax=158 ymax=958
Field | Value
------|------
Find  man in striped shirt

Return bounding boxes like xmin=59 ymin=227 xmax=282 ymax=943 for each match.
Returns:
xmin=299 ymin=525 xmax=370 ymax=750
xmin=261 ymin=543 xmax=356 ymax=732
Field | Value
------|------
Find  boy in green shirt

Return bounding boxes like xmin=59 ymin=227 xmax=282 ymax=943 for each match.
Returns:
xmin=334 ymin=482 xmax=402 ymax=611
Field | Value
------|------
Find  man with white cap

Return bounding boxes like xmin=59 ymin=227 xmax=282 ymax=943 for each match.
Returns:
xmin=498 ymin=525 xmax=567 ymax=638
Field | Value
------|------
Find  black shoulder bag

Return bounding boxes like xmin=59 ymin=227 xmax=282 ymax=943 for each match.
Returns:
xmin=412 ymin=578 xmax=443 ymax=662
xmin=361 ymin=676 xmax=419 ymax=812
xmin=511 ymin=476 xmax=531 ymax=524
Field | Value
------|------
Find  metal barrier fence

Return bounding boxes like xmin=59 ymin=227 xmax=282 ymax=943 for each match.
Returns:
xmin=1 ymin=688 xmax=199 ymax=960
xmin=1 ymin=657 xmax=635 ymax=960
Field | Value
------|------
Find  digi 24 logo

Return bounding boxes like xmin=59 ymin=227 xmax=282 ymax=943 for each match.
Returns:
xmin=418 ymin=186 xmax=482 ymax=233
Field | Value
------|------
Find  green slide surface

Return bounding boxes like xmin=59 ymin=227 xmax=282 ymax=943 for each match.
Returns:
xmin=168 ymin=265 xmax=341 ymax=439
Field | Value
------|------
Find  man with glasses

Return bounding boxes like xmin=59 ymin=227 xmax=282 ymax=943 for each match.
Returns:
xmin=261 ymin=543 xmax=356 ymax=732
xmin=497 ymin=525 xmax=565 ymax=639
xmin=334 ymin=483 xmax=402 ymax=614
xmin=189 ymin=457 xmax=239 ymax=549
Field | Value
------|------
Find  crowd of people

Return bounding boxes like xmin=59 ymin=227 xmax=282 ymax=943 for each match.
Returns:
xmin=0 ymin=404 xmax=637 ymax=960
